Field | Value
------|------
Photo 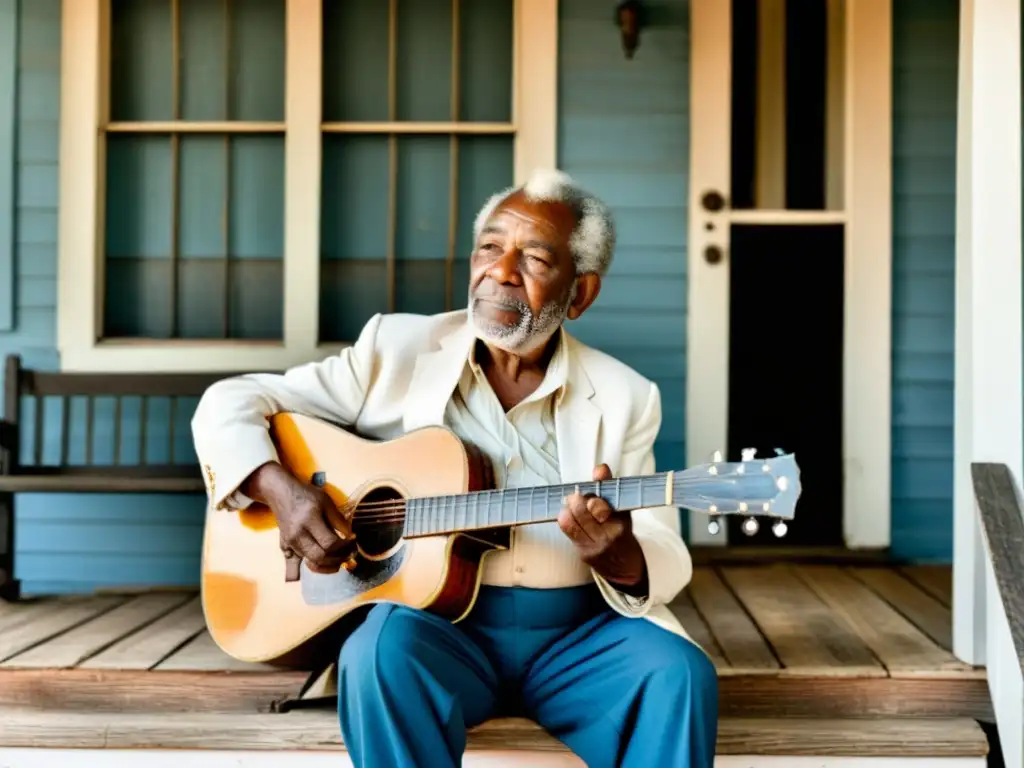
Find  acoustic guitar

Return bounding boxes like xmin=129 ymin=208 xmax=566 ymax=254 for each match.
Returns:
xmin=201 ymin=413 xmax=801 ymax=667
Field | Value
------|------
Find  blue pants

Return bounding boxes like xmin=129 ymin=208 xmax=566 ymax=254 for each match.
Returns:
xmin=337 ymin=584 xmax=718 ymax=767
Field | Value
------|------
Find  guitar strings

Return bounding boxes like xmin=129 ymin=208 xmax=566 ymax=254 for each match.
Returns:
xmin=336 ymin=477 xmax=657 ymax=524
xmin=339 ymin=476 xmax=774 ymax=525
xmin=318 ymin=474 xmax=779 ymax=528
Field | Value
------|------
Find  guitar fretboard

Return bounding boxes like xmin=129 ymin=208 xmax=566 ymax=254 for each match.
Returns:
xmin=403 ymin=473 xmax=672 ymax=537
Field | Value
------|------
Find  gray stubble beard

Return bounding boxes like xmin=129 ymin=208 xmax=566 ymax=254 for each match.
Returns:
xmin=467 ymin=280 xmax=577 ymax=355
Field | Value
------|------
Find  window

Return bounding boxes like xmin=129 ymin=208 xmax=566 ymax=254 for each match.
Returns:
xmin=58 ymin=0 xmax=556 ymax=371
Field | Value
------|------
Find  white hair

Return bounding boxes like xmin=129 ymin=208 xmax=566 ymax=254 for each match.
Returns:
xmin=471 ymin=169 xmax=616 ymax=276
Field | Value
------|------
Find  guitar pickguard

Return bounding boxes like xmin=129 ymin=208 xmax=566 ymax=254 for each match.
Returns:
xmin=298 ymin=547 xmax=407 ymax=606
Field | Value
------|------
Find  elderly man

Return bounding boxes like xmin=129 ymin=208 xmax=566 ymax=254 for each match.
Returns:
xmin=191 ymin=170 xmax=718 ymax=767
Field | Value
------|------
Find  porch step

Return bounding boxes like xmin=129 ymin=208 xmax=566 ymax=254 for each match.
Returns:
xmin=0 ymin=710 xmax=990 ymax=759
xmin=0 ymin=666 xmax=993 ymax=721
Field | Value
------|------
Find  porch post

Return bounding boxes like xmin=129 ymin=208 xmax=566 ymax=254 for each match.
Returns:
xmin=953 ymin=0 xmax=1023 ymax=665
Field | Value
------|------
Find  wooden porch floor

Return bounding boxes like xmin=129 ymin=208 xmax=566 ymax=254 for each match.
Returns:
xmin=0 ymin=563 xmax=994 ymax=760
xmin=0 ymin=563 xmax=990 ymax=719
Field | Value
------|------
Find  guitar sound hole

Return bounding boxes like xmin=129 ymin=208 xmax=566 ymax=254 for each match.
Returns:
xmin=352 ymin=486 xmax=406 ymax=558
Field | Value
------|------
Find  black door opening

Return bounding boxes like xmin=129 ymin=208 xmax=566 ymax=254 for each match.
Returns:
xmin=725 ymin=224 xmax=844 ymax=546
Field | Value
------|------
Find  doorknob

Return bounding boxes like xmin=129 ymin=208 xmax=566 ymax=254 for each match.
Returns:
xmin=704 ymin=245 xmax=724 ymax=265
xmin=701 ymin=190 xmax=727 ymax=212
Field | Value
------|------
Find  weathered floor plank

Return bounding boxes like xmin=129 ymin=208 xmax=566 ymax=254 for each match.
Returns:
xmin=687 ymin=567 xmax=780 ymax=673
xmin=0 ymin=597 xmax=95 ymax=634
xmin=668 ymin=591 xmax=729 ymax=669
xmin=0 ymin=710 xmax=989 ymax=757
xmin=791 ymin=565 xmax=977 ymax=678
xmin=81 ymin=596 xmax=206 ymax=670
xmin=3 ymin=593 xmax=192 ymax=669
xmin=849 ymin=567 xmax=953 ymax=650
xmin=900 ymin=564 xmax=953 ymax=607
xmin=718 ymin=565 xmax=885 ymax=676
xmin=156 ymin=630 xmax=280 ymax=672
xmin=0 ymin=596 xmax=124 ymax=663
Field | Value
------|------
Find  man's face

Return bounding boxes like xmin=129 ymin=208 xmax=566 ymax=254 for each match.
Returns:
xmin=467 ymin=191 xmax=581 ymax=352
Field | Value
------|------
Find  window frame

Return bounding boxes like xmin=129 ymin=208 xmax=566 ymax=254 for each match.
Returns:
xmin=57 ymin=0 xmax=558 ymax=372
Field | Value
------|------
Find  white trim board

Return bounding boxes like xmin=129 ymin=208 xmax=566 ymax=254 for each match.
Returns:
xmin=686 ymin=0 xmax=892 ymax=548
xmin=56 ymin=0 xmax=559 ymax=373
xmin=952 ymin=0 xmax=1024 ymax=674
xmin=0 ymin=750 xmax=987 ymax=768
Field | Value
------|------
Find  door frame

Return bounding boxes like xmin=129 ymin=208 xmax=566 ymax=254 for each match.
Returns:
xmin=686 ymin=0 xmax=892 ymax=547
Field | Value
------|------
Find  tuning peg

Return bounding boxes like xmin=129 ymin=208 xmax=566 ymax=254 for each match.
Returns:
xmin=706 ymin=449 xmax=723 ymax=463
xmin=772 ymin=520 xmax=788 ymax=538
xmin=774 ymin=447 xmax=785 ymax=456
xmin=741 ymin=517 xmax=759 ymax=536
xmin=707 ymin=519 xmax=721 ymax=536
xmin=741 ymin=447 xmax=757 ymax=461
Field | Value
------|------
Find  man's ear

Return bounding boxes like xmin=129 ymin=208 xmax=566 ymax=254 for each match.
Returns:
xmin=566 ymin=273 xmax=601 ymax=320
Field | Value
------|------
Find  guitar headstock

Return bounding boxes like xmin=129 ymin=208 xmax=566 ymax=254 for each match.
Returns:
xmin=674 ymin=448 xmax=802 ymax=538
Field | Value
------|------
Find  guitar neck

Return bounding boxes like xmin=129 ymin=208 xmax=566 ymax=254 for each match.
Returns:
xmin=403 ymin=473 xmax=673 ymax=538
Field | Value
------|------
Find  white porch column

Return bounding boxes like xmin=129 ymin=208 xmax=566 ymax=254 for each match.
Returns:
xmin=953 ymin=0 xmax=1023 ymax=666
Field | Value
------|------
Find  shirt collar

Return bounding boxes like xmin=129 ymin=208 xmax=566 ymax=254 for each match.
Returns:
xmin=466 ymin=327 xmax=569 ymax=405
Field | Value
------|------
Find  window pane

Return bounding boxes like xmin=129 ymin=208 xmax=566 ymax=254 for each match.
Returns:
xmin=225 ymin=135 xmax=285 ymax=339
xmin=395 ymin=0 xmax=453 ymax=122
xmin=450 ymin=136 xmax=514 ymax=306
xmin=319 ymin=135 xmax=512 ymax=343
xmin=104 ymin=134 xmax=284 ymax=340
xmin=228 ymin=0 xmax=286 ymax=121
xmin=110 ymin=0 xmax=174 ymax=121
xmin=322 ymin=0 xmax=513 ymax=123
xmin=393 ymin=137 xmax=452 ymax=314
xmin=320 ymin=135 xmax=390 ymax=340
xmin=460 ymin=0 xmax=513 ymax=122
xmin=111 ymin=0 xmax=285 ymax=122
xmin=179 ymin=0 xmax=228 ymax=120
xmin=730 ymin=0 xmax=836 ymax=210
xmin=322 ymin=0 xmax=390 ymax=122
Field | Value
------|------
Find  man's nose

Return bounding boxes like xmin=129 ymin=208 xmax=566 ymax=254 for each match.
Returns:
xmin=486 ymin=248 xmax=523 ymax=285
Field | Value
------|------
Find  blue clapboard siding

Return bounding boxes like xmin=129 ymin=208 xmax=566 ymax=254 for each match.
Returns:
xmin=557 ymin=0 xmax=689 ymax=483
xmin=890 ymin=0 xmax=959 ymax=562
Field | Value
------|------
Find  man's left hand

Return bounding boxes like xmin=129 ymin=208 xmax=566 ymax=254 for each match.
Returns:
xmin=558 ymin=463 xmax=648 ymax=596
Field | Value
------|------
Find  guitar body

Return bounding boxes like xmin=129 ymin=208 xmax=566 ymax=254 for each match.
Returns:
xmin=201 ymin=413 xmax=503 ymax=668
xmin=201 ymin=412 xmax=804 ymax=668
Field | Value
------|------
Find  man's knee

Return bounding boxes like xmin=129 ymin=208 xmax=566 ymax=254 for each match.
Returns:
xmin=338 ymin=603 xmax=420 ymax=699
xmin=637 ymin=630 xmax=719 ymax=704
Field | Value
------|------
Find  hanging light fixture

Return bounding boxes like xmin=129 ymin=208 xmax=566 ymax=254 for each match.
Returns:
xmin=615 ymin=1 xmax=645 ymax=60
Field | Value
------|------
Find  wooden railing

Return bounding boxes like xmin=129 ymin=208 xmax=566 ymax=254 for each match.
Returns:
xmin=970 ymin=463 xmax=1024 ymax=768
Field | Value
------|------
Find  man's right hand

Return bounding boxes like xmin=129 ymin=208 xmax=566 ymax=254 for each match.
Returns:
xmin=242 ymin=462 xmax=356 ymax=575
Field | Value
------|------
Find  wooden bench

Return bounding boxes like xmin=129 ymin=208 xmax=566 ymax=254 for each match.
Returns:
xmin=0 ymin=354 xmax=239 ymax=600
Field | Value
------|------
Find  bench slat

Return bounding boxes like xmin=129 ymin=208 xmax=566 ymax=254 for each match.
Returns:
xmin=0 ymin=475 xmax=205 ymax=493
xmin=19 ymin=371 xmax=246 ymax=398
